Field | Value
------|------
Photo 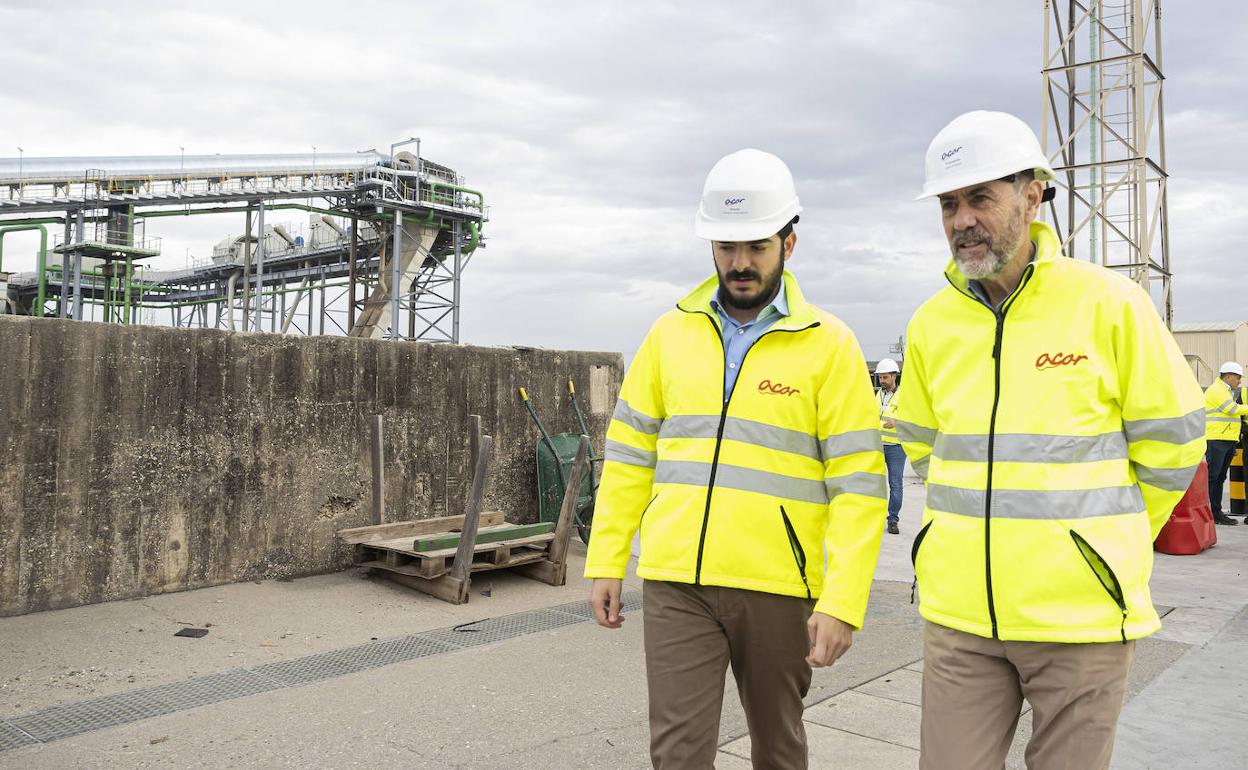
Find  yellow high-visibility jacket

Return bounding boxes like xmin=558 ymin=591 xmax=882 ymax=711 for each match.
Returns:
xmin=878 ymin=387 xmax=901 ymax=445
xmin=584 ymin=272 xmax=887 ymax=628
xmin=1204 ymin=380 xmax=1248 ymax=442
xmin=896 ymin=221 xmax=1204 ymax=644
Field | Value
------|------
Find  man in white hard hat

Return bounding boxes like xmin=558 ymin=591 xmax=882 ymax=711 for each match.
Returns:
xmin=585 ymin=148 xmax=886 ymax=769
xmin=896 ymin=111 xmax=1204 ymax=770
xmin=875 ymin=358 xmax=905 ymax=534
xmin=1204 ymin=361 xmax=1248 ymax=525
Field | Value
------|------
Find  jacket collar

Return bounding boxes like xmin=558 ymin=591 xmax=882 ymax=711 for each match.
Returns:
xmin=677 ymin=269 xmax=819 ymax=331
xmin=943 ymin=220 xmax=1063 ymax=296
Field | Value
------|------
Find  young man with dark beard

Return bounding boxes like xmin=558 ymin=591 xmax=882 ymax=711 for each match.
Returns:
xmin=898 ymin=111 xmax=1204 ymax=770
xmin=585 ymin=149 xmax=886 ymax=769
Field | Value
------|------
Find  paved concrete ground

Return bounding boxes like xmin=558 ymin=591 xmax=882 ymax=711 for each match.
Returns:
xmin=0 ymin=474 xmax=1244 ymax=769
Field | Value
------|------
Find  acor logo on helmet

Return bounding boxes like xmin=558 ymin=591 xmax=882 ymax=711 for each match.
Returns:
xmin=940 ymin=146 xmax=962 ymax=162
xmin=724 ymin=197 xmax=746 ymax=207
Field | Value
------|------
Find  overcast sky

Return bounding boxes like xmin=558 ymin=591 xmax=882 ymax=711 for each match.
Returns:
xmin=2 ymin=1 xmax=1243 ymax=361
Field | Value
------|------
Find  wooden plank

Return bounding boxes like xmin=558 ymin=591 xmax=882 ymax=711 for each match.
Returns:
xmin=413 ymin=532 xmax=556 ymax=559
xmin=449 ymin=435 xmax=493 ymax=586
xmin=385 ymin=572 xmax=469 ymax=604
xmin=548 ymin=436 xmax=589 ymax=575
xmin=338 ymin=511 xmax=505 ymax=544
xmin=412 ymin=522 xmax=554 ymax=552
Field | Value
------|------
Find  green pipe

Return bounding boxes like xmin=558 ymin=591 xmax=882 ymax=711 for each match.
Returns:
xmin=124 ymin=257 xmax=134 ymax=324
xmin=428 ymin=182 xmax=485 ymax=211
xmin=0 ymin=224 xmax=49 ymax=316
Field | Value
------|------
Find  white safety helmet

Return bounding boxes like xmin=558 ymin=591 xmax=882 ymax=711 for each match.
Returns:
xmin=1219 ymin=361 xmax=1244 ymax=376
xmin=875 ymin=358 xmax=900 ymax=375
xmin=695 ymin=149 xmax=802 ymax=242
xmin=916 ymin=110 xmax=1056 ymax=200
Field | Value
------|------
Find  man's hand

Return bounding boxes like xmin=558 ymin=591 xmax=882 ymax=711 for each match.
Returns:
xmin=806 ymin=612 xmax=853 ymax=667
xmin=589 ymin=578 xmax=625 ymax=629
xmin=883 ymin=419 xmax=897 ymax=429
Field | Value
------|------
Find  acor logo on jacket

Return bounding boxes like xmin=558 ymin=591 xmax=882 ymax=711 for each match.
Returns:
xmin=1035 ymin=352 xmax=1088 ymax=370
xmin=758 ymin=378 xmax=801 ymax=397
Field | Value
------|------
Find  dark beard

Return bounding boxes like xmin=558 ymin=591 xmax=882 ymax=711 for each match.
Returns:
xmin=717 ymin=262 xmax=784 ymax=310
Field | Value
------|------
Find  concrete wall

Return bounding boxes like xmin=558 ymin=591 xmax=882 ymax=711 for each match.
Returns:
xmin=0 ymin=316 xmax=622 ymax=616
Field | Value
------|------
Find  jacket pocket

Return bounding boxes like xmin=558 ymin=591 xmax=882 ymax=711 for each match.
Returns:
xmin=779 ymin=506 xmax=811 ymax=599
xmin=910 ymin=519 xmax=934 ymax=603
xmin=1070 ymin=530 xmax=1128 ymax=643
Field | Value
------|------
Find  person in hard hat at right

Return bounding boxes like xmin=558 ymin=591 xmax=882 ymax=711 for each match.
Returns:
xmin=875 ymin=358 xmax=905 ymax=534
xmin=896 ymin=110 xmax=1204 ymax=770
xmin=1204 ymin=361 xmax=1248 ymax=525
xmin=585 ymin=148 xmax=886 ymax=769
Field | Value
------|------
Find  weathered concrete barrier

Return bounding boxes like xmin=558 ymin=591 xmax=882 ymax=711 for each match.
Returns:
xmin=0 ymin=316 xmax=622 ymax=616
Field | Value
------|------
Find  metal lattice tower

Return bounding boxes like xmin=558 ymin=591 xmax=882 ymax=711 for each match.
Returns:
xmin=1041 ymin=0 xmax=1171 ymax=324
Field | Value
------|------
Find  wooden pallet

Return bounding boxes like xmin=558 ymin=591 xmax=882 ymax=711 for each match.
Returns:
xmin=337 ymin=431 xmax=591 ymax=605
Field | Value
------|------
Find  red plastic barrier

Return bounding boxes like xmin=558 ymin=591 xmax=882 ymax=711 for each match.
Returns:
xmin=1154 ymin=460 xmax=1217 ymax=555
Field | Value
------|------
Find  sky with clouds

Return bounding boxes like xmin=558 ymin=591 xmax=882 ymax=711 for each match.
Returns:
xmin=1 ymin=0 xmax=1243 ymax=361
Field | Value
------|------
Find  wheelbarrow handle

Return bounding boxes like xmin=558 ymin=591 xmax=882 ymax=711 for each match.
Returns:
xmin=519 ymin=387 xmax=567 ymax=487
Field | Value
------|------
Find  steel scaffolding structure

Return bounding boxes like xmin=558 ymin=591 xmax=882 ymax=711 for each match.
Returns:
xmin=0 ymin=147 xmax=486 ymax=342
xmin=1041 ymin=0 xmax=1172 ymax=324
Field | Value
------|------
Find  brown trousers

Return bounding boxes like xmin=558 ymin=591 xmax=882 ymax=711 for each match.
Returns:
xmin=920 ymin=621 xmax=1135 ymax=770
xmin=643 ymin=580 xmax=815 ymax=770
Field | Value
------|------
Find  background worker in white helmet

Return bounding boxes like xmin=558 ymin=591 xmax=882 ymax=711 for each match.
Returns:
xmin=585 ymin=149 xmax=886 ymax=769
xmin=896 ymin=111 xmax=1204 ymax=770
xmin=1203 ymin=361 xmax=1248 ymax=525
xmin=875 ymin=358 xmax=905 ymax=534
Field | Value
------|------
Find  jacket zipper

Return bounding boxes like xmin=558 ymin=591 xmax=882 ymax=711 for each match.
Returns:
xmin=944 ymin=264 xmax=1035 ymax=640
xmin=909 ymin=519 xmax=933 ymax=604
xmin=780 ymin=506 xmax=811 ymax=599
xmin=681 ymin=307 xmax=819 ymax=586
xmin=1070 ymin=531 xmax=1129 ymax=644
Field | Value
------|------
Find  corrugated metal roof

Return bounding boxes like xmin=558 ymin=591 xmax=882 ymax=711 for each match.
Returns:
xmin=1172 ymin=321 xmax=1247 ymax=333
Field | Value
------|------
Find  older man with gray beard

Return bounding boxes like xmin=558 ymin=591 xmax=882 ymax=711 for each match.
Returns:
xmin=896 ymin=110 xmax=1204 ymax=770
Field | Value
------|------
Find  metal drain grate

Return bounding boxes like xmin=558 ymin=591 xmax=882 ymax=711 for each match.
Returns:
xmin=423 ymin=608 xmax=588 ymax=648
xmin=548 ymin=590 xmax=643 ymax=620
xmin=0 ymin=593 xmax=647 ymax=752
xmin=253 ymin=634 xmax=455 ymax=686
xmin=0 ymin=722 xmax=37 ymax=752
xmin=147 ymin=668 xmax=285 ymax=711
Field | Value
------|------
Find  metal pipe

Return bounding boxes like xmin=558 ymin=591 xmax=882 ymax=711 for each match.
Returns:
xmin=73 ymin=209 xmax=84 ymax=320
xmin=0 ymin=151 xmax=386 ymax=184
xmin=390 ymin=210 xmax=402 ymax=339
xmin=255 ymin=202 xmax=265 ymax=332
xmin=225 ymin=269 xmax=240 ymax=331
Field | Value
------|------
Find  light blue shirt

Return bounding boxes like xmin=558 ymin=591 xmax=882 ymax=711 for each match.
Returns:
xmin=710 ymin=277 xmax=789 ymax=402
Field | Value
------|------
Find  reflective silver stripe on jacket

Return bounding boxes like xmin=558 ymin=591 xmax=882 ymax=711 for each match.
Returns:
xmin=654 ymin=460 xmax=830 ymax=505
xmin=1123 ymin=409 xmax=1204 ymax=444
xmin=819 ymin=429 xmax=881 ymax=461
xmin=896 ymin=420 xmax=938 ymax=446
xmin=659 ymin=415 xmax=821 ymax=461
xmin=926 ymin=483 xmax=1146 ymax=520
xmin=1132 ymin=463 xmax=1200 ymax=493
xmin=613 ymin=399 xmax=662 ymax=435
xmin=604 ymin=439 xmax=657 ymax=469
xmin=932 ymin=431 xmax=1128 ymax=464
xmin=825 ymin=472 xmax=887 ymax=500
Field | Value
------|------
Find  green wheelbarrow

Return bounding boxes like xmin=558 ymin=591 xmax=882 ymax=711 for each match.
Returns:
xmin=519 ymin=380 xmax=602 ymax=544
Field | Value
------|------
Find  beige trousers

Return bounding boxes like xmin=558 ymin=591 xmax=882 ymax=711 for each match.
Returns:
xmin=643 ymin=580 xmax=815 ymax=770
xmin=920 ymin=621 xmax=1135 ymax=770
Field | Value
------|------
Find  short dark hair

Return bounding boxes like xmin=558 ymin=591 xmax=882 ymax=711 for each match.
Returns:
xmin=776 ymin=215 xmax=799 ymax=249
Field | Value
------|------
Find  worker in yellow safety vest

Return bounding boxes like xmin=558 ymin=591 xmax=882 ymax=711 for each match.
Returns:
xmin=897 ymin=110 xmax=1205 ymax=770
xmin=875 ymin=358 xmax=905 ymax=535
xmin=1204 ymin=361 xmax=1248 ymax=525
xmin=585 ymin=148 xmax=886 ymax=769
